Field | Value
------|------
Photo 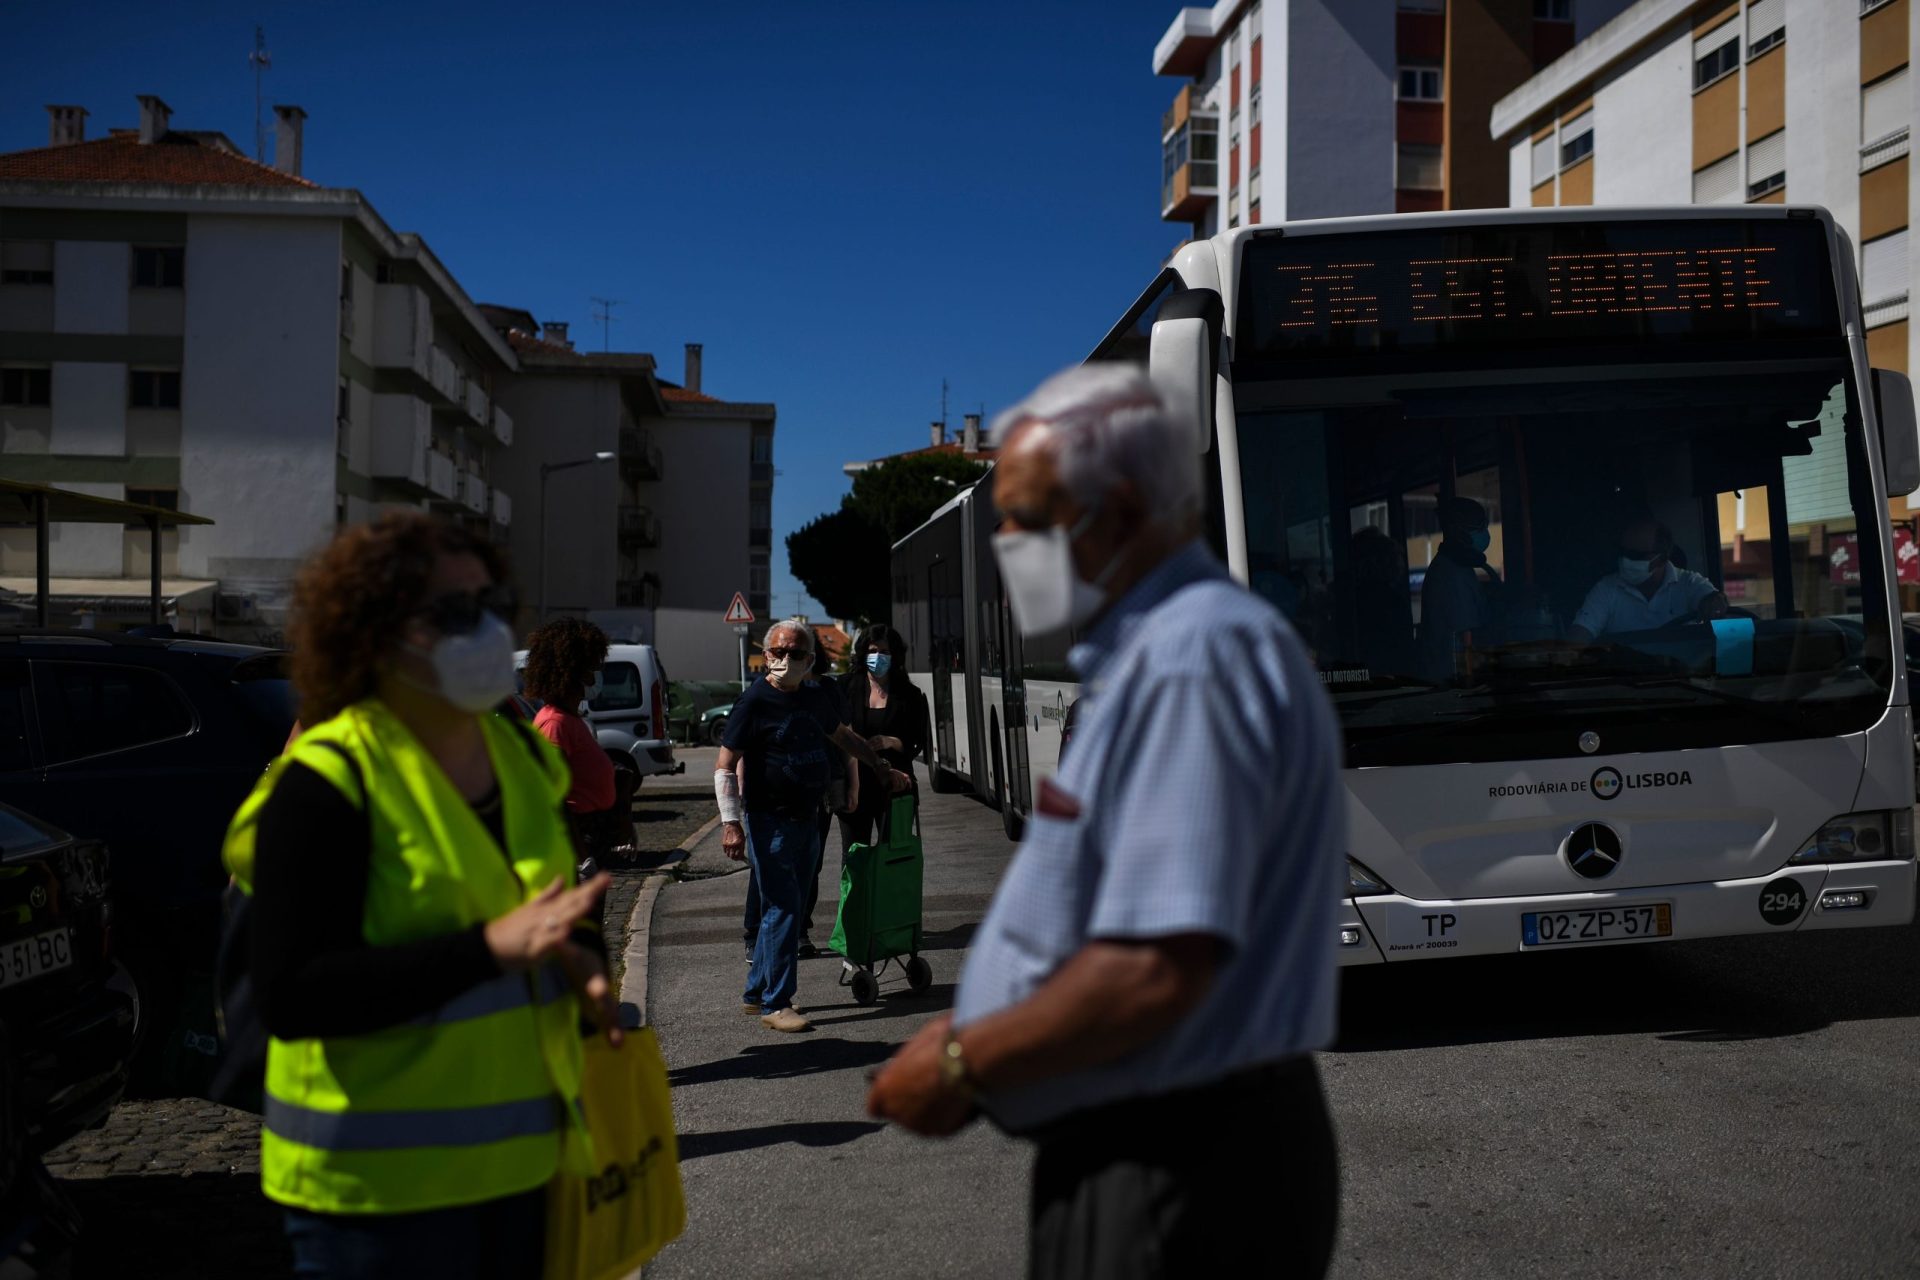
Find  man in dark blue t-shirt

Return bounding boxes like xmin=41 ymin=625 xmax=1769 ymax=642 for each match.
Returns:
xmin=716 ymin=620 xmax=908 ymax=1032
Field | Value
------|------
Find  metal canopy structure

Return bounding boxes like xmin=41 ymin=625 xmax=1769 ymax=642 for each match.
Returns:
xmin=0 ymin=479 xmax=214 ymax=627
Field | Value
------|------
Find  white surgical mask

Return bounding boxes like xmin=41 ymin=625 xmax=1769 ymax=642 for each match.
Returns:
xmin=765 ymin=651 xmax=811 ymax=691
xmin=407 ymin=613 xmax=517 ymax=714
xmin=992 ymin=509 xmax=1115 ymax=638
xmin=1617 ymin=557 xmax=1655 ymax=586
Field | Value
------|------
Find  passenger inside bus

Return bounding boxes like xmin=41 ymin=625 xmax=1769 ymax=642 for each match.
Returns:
xmin=1415 ymin=497 xmax=1499 ymax=681
xmin=1566 ymin=511 xmax=1729 ymax=644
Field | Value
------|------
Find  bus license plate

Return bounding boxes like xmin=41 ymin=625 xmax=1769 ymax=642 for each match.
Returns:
xmin=1522 ymin=904 xmax=1671 ymax=948
xmin=0 ymin=929 xmax=72 ymax=990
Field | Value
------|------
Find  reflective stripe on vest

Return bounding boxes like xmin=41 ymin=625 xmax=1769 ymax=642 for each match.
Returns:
xmin=265 ymin=1095 xmax=561 ymax=1152
xmin=405 ymin=963 xmax=571 ymax=1030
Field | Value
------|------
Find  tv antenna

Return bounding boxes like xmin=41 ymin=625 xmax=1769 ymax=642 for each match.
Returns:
xmin=940 ymin=377 xmax=949 ymax=429
xmin=248 ymin=27 xmax=272 ymax=163
xmin=589 ymin=297 xmax=621 ymax=352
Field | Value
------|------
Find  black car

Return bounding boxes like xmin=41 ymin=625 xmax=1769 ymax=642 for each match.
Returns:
xmin=0 ymin=631 xmax=292 ymax=1093
xmin=0 ymin=803 xmax=135 ymax=1154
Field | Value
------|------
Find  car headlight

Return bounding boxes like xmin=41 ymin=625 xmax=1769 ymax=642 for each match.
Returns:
xmin=1347 ymin=857 xmax=1394 ymax=896
xmin=1787 ymin=809 xmax=1915 ymax=864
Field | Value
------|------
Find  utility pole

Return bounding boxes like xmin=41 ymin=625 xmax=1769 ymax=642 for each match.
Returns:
xmin=589 ymin=297 xmax=621 ymax=352
xmin=248 ymin=27 xmax=272 ymax=163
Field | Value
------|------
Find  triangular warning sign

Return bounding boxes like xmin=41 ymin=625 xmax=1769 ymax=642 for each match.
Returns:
xmin=723 ymin=592 xmax=756 ymax=624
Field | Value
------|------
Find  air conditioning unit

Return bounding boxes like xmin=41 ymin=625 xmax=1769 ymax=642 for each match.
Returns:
xmin=214 ymin=593 xmax=258 ymax=623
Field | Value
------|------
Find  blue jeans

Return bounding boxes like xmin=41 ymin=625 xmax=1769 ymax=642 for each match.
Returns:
xmin=743 ymin=811 xmax=821 ymax=1013
xmin=283 ymin=1186 xmax=544 ymax=1279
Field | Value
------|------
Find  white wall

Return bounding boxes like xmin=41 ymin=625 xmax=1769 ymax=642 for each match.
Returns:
xmin=492 ymin=374 xmax=624 ymax=621
xmin=643 ymin=411 xmax=752 ymax=611
xmin=51 ymin=241 xmax=128 ymax=334
xmin=1591 ymin=21 xmax=1693 ymax=205
xmin=1784 ymin=0 xmax=1861 ymax=237
xmin=1283 ymin=0 xmax=1394 ymax=220
xmin=653 ymin=606 xmax=747 ymax=682
xmin=1508 ymin=137 xmax=1532 ymax=208
xmin=177 ymin=214 xmax=342 ymax=631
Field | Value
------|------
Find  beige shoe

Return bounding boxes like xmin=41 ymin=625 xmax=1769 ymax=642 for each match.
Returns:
xmin=760 ymin=1007 xmax=812 ymax=1033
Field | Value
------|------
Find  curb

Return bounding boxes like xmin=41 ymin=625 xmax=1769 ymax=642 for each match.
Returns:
xmin=617 ymin=813 xmax=723 ymax=1029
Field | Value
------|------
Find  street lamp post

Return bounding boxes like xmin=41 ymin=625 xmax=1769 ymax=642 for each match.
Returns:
xmin=538 ymin=451 xmax=616 ymax=624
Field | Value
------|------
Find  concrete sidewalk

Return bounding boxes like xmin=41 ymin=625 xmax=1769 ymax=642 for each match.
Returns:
xmin=644 ymin=779 xmax=1031 ymax=1278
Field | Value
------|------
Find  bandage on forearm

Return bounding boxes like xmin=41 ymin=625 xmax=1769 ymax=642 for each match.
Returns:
xmin=714 ymin=769 xmax=743 ymax=825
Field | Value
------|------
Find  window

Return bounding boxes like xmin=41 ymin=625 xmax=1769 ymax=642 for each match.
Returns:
xmin=131 ymin=245 xmax=184 ymax=289
xmin=1250 ymin=82 xmax=1261 ymax=127
xmin=1396 ymin=144 xmax=1443 ymax=190
xmin=1862 ymin=67 xmax=1910 ymax=162
xmin=122 ymin=487 xmax=177 ymax=528
xmin=750 ymin=564 xmax=770 ymax=595
xmin=339 ymin=260 xmax=354 ymax=337
xmin=1398 ymin=66 xmax=1442 ymax=101
xmin=588 ymin=661 xmax=643 ymax=714
xmin=1531 ymin=133 xmax=1558 ymax=186
xmin=1692 ymin=23 xmax=1738 ymax=91
xmin=1559 ymin=110 xmax=1594 ymax=169
xmin=750 ymin=497 xmax=770 ymax=527
xmin=129 ymin=369 xmax=182 ymax=409
xmin=1747 ymin=129 xmax=1785 ymax=199
xmin=1189 ymin=115 xmax=1219 ymax=187
xmin=0 ymin=367 xmax=51 ymax=406
xmin=751 ymin=433 xmax=773 ymax=463
xmin=35 ymin=662 xmax=194 ymax=765
xmin=337 ymin=377 xmax=351 ymax=458
xmin=1533 ymin=0 xmax=1572 ymax=19
xmin=1863 ymin=230 xmax=1910 ymax=309
xmin=0 ymin=241 xmax=52 ymax=285
xmin=1692 ymin=152 xmax=1742 ymax=203
xmin=1746 ymin=0 xmax=1783 ymax=56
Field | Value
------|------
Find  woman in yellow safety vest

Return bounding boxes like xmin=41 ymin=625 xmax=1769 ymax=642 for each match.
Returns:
xmin=224 ymin=512 xmax=619 ymax=1278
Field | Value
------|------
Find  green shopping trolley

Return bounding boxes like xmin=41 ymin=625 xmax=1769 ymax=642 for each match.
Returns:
xmin=829 ymin=792 xmax=933 ymax=1005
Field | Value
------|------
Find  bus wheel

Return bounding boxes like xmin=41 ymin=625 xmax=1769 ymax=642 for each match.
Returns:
xmin=929 ymin=764 xmax=966 ymax=794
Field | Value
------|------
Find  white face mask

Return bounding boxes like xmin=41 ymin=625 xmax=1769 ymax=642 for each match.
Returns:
xmin=992 ymin=509 xmax=1114 ymax=638
xmin=1617 ymin=557 xmax=1656 ymax=586
xmin=765 ymin=650 xmax=811 ymax=691
xmin=407 ymin=613 xmax=517 ymax=714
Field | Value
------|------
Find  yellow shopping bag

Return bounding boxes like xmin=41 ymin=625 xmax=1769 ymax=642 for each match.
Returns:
xmin=544 ymin=1027 xmax=686 ymax=1280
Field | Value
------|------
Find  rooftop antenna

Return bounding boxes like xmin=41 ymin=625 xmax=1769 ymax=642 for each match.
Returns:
xmin=248 ymin=26 xmax=272 ymax=162
xmin=589 ymin=296 xmax=621 ymax=352
xmin=940 ymin=378 xmax=949 ymax=430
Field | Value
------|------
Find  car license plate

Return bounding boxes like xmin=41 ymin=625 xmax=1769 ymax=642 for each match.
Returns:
xmin=0 ymin=929 xmax=73 ymax=989
xmin=1521 ymin=903 xmax=1671 ymax=947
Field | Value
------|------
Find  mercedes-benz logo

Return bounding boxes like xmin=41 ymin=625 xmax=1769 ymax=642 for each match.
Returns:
xmin=1565 ymin=822 xmax=1623 ymax=879
xmin=1578 ymin=731 xmax=1601 ymax=755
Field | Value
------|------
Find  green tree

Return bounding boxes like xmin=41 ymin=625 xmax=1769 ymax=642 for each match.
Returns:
xmin=787 ymin=451 xmax=989 ymax=624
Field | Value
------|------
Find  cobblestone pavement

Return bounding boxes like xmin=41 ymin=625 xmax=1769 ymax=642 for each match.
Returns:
xmin=39 ymin=784 xmax=715 ymax=1278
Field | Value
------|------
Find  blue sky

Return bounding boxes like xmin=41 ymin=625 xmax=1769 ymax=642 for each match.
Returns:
xmin=2 ymin=0 xmax=1183 ymax=619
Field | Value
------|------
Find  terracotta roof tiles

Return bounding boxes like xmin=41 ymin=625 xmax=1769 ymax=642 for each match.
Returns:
xmin=0 ymin=131 xmax=317 ymax=189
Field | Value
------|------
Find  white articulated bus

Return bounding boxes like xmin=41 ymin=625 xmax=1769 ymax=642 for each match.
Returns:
xmin=894 ymin=206 xmax=1920 ymax=964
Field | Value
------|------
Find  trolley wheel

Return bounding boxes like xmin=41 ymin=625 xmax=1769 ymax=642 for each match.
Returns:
xmin=850 ymin=969 xmax=880 ymax=1005
xmin=905 ymin=956 xmax=932 ymax=992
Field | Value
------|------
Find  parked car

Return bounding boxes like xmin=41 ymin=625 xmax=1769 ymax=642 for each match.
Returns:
xmin=0 ymin=630 xmax=292 ymax=1095
xmin=0 ymin=802 xmax=138 ymax=1154
xmin=700 ymin=700 xmax=736 ymax=746
xmin=513 ymin=642 xmax=683 ymax=782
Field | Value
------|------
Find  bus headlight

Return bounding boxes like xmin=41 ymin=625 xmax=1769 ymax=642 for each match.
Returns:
xmin=1787 ymin=809 xmax=1915 ymax=865
xmin=1347 ymin=858 xmax=1394 ymax=896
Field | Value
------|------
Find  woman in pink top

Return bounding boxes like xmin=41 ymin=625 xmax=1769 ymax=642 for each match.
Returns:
xmin=522 ymin=618 xmax=631 ymax=861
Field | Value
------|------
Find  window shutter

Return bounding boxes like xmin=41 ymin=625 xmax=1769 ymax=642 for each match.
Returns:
xmin=1692 ymin=153 xmax=1740 ymax=204
xmin=1531 ymin=134 xmax=1557 ymax=186
xmin=1747 ymin=130 xmax=1785 ymax=184
xmin=1746 ymin=0 xmax=1783 ymax=44
xmin=1863 ymin=68 xmax=1909 ymax=145
xmin=1693 ymin=17 xmax=1736 ymax=60
xmin=1863 ymin=230 xmax=1909 ymax=306
xmin=1561 ymin=110 xmax=1593 ymax=145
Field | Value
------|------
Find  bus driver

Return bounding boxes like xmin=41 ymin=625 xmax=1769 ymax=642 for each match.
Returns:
xmin=1567 ymin=512 xmax=1728 ymax=643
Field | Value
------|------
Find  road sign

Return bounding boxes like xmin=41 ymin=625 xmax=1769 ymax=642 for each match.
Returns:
xmin=732 ymin=624 xmax=750 ymax=635
xmin=723 ymin=592 xmax=755 ymax=625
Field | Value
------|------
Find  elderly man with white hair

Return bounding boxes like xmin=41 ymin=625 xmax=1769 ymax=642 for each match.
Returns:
xmin=715 ymin=618 xmax=909 ymax=1033
xmin=866 ymin=364 xmax=1345 ymax=1278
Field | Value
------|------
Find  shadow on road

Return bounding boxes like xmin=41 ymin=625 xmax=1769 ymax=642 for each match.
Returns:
xmin=1335 ymin=918 xmax=1920 ymax=1052
xmin=677 ymin=1120 xmax=884 ymax=1161
xmin=667 ymin=1037 xmax=894 ymax=1088
xmin=60 ymin=1171 xmax=290 ymax=1279
xmin=806 ymin=985 xmax=956 ymax=1027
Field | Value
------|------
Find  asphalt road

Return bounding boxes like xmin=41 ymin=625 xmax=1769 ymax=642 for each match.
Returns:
xmin=646 ymin=776 xmax=1920 ymax=1278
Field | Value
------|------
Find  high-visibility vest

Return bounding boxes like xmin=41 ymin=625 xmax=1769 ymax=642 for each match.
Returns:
xmin=224 ymin=699 xmax=595 ymax=1214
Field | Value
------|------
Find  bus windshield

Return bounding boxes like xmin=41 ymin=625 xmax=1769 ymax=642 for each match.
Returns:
xmin=1231 ymin=218 xmax=1895 ymax=768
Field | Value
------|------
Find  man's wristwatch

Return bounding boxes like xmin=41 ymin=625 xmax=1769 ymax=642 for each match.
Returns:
xmin=937 ymin=1032 xmax=975 ymax=1096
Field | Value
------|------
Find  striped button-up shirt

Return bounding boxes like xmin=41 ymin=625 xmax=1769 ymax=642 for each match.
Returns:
xmin=953 ymin=541 xmax=1344 ymax=1132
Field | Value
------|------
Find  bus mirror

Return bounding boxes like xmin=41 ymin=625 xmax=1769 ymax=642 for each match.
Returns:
xmin=1149 ymin=288 xmax=1223 ymax=454
xmin=1874 ymin=368 xmax=1920 ymax=497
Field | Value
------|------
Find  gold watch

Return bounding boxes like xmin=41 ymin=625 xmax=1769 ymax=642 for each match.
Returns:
xmin=937 ymin=1033 xmax=974 ymax=1094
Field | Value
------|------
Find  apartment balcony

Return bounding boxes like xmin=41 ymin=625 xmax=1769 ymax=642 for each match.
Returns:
xmin=1160 ymin=86 xmax=1218 ymax=222
xmin=429 ymin=347 xmax=462 ymax=406
xmin=491 ymin=403 xmax=513 ymax=447
xmin=370 ymin=394 xmax=432 ymax=492
xmin=458 ymin=468 xmax=490 ymax=515
xmin=617 ymin=504 xmax=661 ymax=548
xmin=426 ymin=451 xmax=457 ymax=500
xmin=615 ymin=575 xmax=661 ymax=609
xmin=463 ymin=380 xmax=488 ymax=428
xmin=749 ymin=526 xmax=772 ymax=550
xmin=372 ymin=283 xmax=433 ymax=379
xmin=491 ymin=487 xmax=512 ymax=526
xmin=619 ymin=425 xmax=663 ymax=481
xmin=750 ymin=461 xmax=774 ymax=486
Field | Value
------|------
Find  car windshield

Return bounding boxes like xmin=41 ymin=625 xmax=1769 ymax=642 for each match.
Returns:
xmin=1234 ymin=364 xmax=1894 ymax=766
xmin=0 ymin=806 xmax=63 ymax=858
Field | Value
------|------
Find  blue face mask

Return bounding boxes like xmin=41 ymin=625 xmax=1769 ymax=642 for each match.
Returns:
xmin=1468 ymin=529 xmax=1492 ymax=554
xmin=866 ymin=653 xmax=892 ymax=679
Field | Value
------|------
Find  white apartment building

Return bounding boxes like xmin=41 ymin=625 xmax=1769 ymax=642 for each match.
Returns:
xmin=0 ymin=97 xmax=516 ymax=639
xmin=1493 ymin=0 xmax=1917 ymax=376
xmin=1153 ymin=0 xmax=1633 ymax=239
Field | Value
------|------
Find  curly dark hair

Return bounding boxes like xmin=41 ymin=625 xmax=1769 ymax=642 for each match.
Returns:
xmin=522 ymin=616 xmax=610 ymax=706
xmin=288 ymin=511 xmax=508 ymax=724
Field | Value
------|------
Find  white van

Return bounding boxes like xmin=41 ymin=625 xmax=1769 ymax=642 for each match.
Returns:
xmin=512 ymin=642 xmax=684 ymax=782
